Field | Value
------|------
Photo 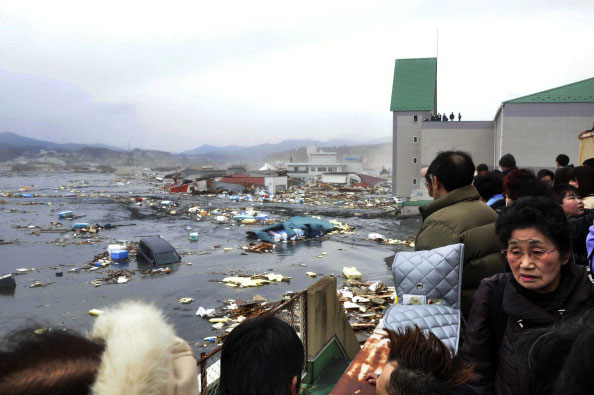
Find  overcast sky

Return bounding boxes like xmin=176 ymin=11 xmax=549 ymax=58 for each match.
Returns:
xmin=0 ymin=0 xmax=593 ymax=152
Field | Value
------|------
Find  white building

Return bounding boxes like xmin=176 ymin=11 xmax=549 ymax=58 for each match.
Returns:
xmin=287 ymin=146 xmax=363 ymax=179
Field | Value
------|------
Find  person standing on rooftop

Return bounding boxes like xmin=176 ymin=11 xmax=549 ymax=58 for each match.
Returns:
xmin=450 ymin=112 xmax=455 ymax=121
xmin=458 ymin=112 xmax=462 ymax=121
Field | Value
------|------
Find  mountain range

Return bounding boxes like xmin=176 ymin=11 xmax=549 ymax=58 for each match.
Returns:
xmin=0 ymin=132 xmax=392 ymax=165
xmin=0 ymin=131 xmax=122 ymax=152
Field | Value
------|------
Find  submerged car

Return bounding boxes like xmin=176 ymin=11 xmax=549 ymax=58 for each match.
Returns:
xmin=137 ymin=236 xmax=181 ymax=265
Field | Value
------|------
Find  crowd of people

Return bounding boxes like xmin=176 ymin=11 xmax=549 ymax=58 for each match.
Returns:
xmin=1 ymin=151 xmax=594 ymax=395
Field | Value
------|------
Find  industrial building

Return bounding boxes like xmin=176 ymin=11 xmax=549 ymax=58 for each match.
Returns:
xmin=391 ymin=57 xmax=594 ymax=197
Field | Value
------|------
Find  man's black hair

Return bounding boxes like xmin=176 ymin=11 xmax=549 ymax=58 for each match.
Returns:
xmin=219 ymin=314 xmax=304 ymax=395
xmin=474 ymin=171 xmax=503 ymax=201
xmin=537 ymin=169 xmax=555 ymax=181
xmin=495 ymin=196 xmax=571 ymax=258
xmin=555 ymin=325 xmax=594 ymax=393
xmin=428 ymin=151 xmax=475 ymax=192
xmin=515 ymin=318 xmax=591 ymax=395
xmin=0 ymin=326 xmax=104 ymax=395
xmin=582 ymin=158 xmax=594 ymax=169
xmin=552 ymin=183 xmax=578 ymax=205
xmin=556 ymin=154 xmax=570 ymax=167
xmin=476 ymin=163 xmax=489 ymax=173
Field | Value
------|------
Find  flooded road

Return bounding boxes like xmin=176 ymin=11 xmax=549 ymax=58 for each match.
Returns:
xmin=0 ymin=172 xmax=420 ymax=351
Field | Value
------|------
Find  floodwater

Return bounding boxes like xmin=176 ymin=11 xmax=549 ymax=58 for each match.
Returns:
xmin=0 ymin=172 xmax=420 ymax=351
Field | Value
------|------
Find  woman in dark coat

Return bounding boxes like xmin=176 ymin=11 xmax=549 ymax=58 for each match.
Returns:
xmin=460 ymin=197 xmax=593 ymax=394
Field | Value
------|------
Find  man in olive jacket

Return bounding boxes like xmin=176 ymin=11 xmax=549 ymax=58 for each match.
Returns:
xmin=416 ymin=151 xmax=505 ymax=317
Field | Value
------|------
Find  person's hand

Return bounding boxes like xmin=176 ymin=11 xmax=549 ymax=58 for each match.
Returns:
xmin=364 ymin=372 xmax=378 ymax=385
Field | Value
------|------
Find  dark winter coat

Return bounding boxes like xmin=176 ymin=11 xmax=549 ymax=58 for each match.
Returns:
xmin=568 ymin=209 xmax=594 ymax=266
xmin=416 ymin=185 xmax=506 ymax=317
xmin=460 ymin=264 xmax=593 ymax=394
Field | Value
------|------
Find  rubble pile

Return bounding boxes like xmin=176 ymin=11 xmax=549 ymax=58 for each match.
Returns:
xmin=338 ymin=280 xmax=396 ymax=335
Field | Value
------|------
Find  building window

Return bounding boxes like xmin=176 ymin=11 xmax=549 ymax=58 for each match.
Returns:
xmin=413 ymin=115 xmax=418 ymax=122
xmin=310 ymin=167 xmax=315 ymax=172
xmin=413 ymin=157 xmax=417 ymax=164
xmin=328 ymin=167 xmax=336 ymax=172
xmin=412 ymin=178 xmax=417 ymax=185
xmin=318 ymin=167 xmax=327 ymax=172
xmin=413 ymin=136 xmax=418 ymax=143
xmin=293 ymin=166 xmax=299 ymax=172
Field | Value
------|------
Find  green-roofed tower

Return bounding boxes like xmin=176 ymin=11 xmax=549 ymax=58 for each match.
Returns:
xmin=391 ymin=58 xmax=438 ymax=196
xmin=391 ymin=58 xmax=437 ymax=112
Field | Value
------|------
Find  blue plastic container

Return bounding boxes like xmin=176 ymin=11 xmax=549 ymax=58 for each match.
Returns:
xmin=110 ymin=250 xmax=129 ymax=260
xmin=72 ymin=223 xmax=90 ymax=229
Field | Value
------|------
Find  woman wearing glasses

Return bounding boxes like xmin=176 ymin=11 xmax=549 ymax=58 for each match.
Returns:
xmin=460 ymin=197 xmax=594 ymax=394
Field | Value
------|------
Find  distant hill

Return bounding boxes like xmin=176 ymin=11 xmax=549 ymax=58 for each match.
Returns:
xmin=0 ymin=132 xmax=123 ymax=152
xmin=180 ymin=138 xmax=383 ymax=163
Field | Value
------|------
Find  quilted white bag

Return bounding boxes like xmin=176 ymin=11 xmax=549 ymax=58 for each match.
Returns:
xmin=382 ymin=243 xmax=464 ymax=352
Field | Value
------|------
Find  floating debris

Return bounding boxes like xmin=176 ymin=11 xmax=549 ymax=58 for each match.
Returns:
xmin=196 ymin=307 xmax=216 ymax=318
xmin=179 ymin=297 xmax=194 ymax=304
xmin=222 ymin=273 xmax=291 ymax=288
xmin=88 ymin=309 xmax=104 ymax=317
xmin=241 ymin=242 xmax=274 ymax=253
xmin=343 ymin=267 xmax=362 ymax=280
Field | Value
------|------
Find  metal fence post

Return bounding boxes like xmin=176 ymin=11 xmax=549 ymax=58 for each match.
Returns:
xmin=200 ymin=352 xmax=207 ymax=394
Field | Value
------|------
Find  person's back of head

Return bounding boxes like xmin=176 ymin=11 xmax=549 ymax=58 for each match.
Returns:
xmin=503 ymin=169 xmax=551 ymax=204
xmin=515 ymin=318 xmax=589 ymax=395
xmin=556 ymin=154 xmax=570 ymax=167
xmin=380 ymin=326 xmax=473 ymax=395
xmin=498 ymin=153 xmax=516 ymax=170
xmin=476 ymin=163 xmax=489 ymax=174
xmin=554 ymin=324 xmax=594 ymax=394
xmin=0 ymin=327 xmax=104 ymax=395
xmin=219 ymin=314 xmax=304 ymax=395
xmin=428 ymin=151 xmax=475 ymax=193
xmin=582 ymin=158 xmax=594 ymax=169
xmin=473 ymin=171 xmax=503 ymax=201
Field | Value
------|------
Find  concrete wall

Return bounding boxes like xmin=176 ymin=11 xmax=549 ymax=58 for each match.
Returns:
xmin=420 ymin=121 xmax=495 ymax=167
xmin=498 ymin=103 xmax=594 ymax=168
xmin=306 ymin=276 xmax=360 ymax=360
xmin=392 ymin=111 xmax=428 ymax=197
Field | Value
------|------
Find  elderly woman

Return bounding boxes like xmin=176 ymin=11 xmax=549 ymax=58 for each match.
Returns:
xmin=460 ymin=197 xmax=593 ymax=394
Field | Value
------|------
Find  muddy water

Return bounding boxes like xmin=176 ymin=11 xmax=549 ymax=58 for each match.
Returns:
xmin=0 ymin=172 xmax=420 ymax=350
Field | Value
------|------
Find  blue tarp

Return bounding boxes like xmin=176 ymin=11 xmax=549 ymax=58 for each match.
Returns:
xmin=246 ymin=216 xmax=335 ymax=243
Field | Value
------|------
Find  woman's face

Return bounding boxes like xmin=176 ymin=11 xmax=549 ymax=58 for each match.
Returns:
xmin=506 ymin=228 xmax=568 ymax=294
xmin=540 ymin=175 xmax=553 ymax=187
xmin=562 ymin=191 xmax=584 ymax=216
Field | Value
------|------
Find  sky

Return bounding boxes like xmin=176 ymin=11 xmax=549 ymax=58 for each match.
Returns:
xmin=0 ymin=0 xmax=593 ymax=152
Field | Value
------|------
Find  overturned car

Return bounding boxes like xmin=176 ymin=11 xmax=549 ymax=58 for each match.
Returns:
xmin=137 ymin=236 xmax=181 ymax=265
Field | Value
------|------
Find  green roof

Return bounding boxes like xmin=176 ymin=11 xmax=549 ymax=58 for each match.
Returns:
xmin=506 ymin=77 xmax=594 ymax=103
xmin=390 ymin=58 xmax=437 ymax=112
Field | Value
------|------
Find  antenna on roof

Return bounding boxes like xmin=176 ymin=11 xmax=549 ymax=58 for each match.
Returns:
xmin=436 ymin=28 xmax=439 ymax=59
